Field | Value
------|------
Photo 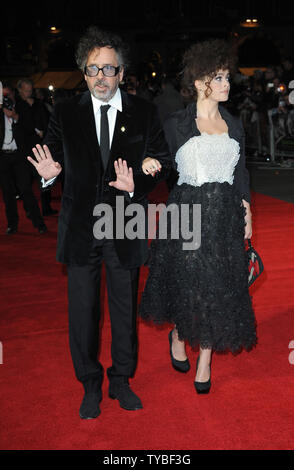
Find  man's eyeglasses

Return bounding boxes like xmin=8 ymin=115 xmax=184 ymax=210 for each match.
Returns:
xmin=84 ymin=65 xmax=121 ymax=77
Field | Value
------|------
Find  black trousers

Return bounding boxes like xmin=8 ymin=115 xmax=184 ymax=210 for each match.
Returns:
xmin=0 ymin=150 xmax=44 ymax=229
xmin=67 ymin=238 xmax=140 ymax=389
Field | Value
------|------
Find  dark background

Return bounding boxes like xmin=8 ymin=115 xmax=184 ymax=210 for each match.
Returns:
xmin=1 ymin=0 xmax=294 ymax=81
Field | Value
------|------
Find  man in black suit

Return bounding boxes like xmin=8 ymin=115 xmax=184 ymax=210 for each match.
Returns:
xmin=0 ymin=82 xmax=47 ymax=234
xmin=27 ymin=27 xmax=170 ymax=419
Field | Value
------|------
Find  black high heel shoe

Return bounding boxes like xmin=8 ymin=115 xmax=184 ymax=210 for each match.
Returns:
xmin=194 ymin=356 xmax=211 ymax=394
xmin=168 ymin=330 xmax=190 ymax=373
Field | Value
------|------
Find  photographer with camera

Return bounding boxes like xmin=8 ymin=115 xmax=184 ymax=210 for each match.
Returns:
xmin=17 ymin=78 xmax=57 ymax=217
xmin=0 ymin=82 xmax=47 ymax=234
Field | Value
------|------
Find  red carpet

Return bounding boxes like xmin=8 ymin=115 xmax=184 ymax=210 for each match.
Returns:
xmin=0 ymin=182 xmax=294 ymax=450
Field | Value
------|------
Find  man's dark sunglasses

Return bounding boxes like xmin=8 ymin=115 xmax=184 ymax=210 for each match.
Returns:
xmin=84 ymin=65 xmax=121 ymax=77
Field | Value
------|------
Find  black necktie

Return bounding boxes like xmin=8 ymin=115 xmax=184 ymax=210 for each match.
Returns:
xmin=100 ymin=104 xmax=111 ymax=170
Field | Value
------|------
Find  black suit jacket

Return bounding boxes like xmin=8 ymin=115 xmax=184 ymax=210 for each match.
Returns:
xmin=163 ymin=103 xmax=251 ymax=203
xmin=43 ymin=89 xmax=171 ymax=267
xmin=15 ymin=98 xmax=49 ymax=150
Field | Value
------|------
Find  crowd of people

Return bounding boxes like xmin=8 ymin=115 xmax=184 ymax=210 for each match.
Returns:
xmin=113 ymin=60 xmax=294 ymax=159
xmin=225 ymin=58 xmax=294 ymax=154
xmin=123 ymin=59 xmax=294 ymax=158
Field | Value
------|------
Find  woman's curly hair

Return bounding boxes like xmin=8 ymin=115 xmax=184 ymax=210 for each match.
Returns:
xmin=182 ymin=38 xmax=237 ymax=98
xmin=75 ymin=25 xmax=129 ymax=72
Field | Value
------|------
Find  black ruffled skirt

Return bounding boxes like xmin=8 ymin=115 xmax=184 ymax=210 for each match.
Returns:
xmin=139 ymin=182 xmax=257 ymax=353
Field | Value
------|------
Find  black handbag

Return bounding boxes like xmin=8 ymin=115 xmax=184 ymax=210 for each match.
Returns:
xmin=246 ymin=239 xmax=264 ymax=286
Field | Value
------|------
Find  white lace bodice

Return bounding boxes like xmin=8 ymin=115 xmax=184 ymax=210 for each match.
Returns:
xmin=175 ymin=132 xmax=240 ymax=187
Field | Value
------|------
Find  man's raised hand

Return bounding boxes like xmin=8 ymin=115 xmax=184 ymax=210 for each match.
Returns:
xmin=109 ymin=159 xmax=134 ymax=193
xmin=27 ymin=144 xmax=62 ymax=180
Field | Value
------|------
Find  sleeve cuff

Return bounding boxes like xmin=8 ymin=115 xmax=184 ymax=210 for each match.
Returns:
xmin=41 ymin=176 xmax=57 ymax=188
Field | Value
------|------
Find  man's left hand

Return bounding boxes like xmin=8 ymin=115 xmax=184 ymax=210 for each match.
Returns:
xmin=109 ymin=158 xmax=134 ymax=193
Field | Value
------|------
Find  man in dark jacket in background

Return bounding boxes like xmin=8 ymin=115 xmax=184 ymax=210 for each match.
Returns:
xmin=17 ymin=78 xmax=57 ymax=216
xmin=0 ymin=82 xmax=47 ymax=234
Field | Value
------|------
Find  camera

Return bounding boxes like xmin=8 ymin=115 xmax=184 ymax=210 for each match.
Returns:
xmin=3 ymin=96 xmax=14 ymax=111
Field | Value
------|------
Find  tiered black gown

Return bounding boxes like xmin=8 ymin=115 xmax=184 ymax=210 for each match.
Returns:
xmin=139 ymin=132 xmax=257 ymax=353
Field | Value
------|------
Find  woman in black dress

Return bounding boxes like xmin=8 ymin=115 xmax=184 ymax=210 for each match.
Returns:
xmin=139 ymin=39 xmax=257 ymax=393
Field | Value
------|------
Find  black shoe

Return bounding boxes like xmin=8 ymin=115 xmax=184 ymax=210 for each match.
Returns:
xmin=6 ymin=227 xmax=18 ymax=235
xmin=194 ymin=356 xmax=211 ymax=394
xmin=38 ymin=224 xmax=48 ymax=234
xmin=168 ymin=330 xmax=190 ymax=373
xmin=79 ymin=392 xmax=101 ymax=419
xmin=109 ymin=379 xmax=143 ymax=411
xmin=79 ymin=375 xmax=103 ymax=419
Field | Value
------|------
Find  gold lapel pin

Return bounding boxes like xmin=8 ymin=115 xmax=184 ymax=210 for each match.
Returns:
xmin=121 ymin=126 xmax=126 ymax=133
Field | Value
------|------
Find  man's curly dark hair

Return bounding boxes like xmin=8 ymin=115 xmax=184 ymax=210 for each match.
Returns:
xmin=182 ymin=38 xmax=237 ymax=98
xmin=75 ymin=26 xmax=129 ymax=73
